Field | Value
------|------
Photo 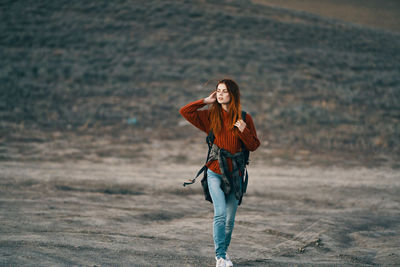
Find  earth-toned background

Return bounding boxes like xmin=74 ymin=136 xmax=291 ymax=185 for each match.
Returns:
xmin=1 ymin=0 xmax=399 ymax=266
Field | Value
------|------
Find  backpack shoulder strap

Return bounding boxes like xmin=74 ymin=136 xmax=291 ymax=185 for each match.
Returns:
xmin=240 ymin=110 xmax=250 ymax=165
xmin=241 ymin=110 xmax=247 ymax=122
xmin=183 ymin=128 xmax=215 ymax=187
xmin=206 ymin=129 xmax=215 ymax=148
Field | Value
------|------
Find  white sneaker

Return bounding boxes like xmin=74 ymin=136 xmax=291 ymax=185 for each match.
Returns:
xmin=226 ymin=253 xmax=233 ymax=267
xmin=215 ymin=257 xmax=226 ymax=267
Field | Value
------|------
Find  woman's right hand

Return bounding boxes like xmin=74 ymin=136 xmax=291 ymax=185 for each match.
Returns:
xmin=204 ymin=91 xmax=217 ymax=104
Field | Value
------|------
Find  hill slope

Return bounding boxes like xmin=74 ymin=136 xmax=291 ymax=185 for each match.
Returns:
xmin=1 ymin=0 xmax=399 ymax=163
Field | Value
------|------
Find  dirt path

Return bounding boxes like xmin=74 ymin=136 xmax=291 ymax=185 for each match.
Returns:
xmin=1 ymin=161 xmax=399 ymax=266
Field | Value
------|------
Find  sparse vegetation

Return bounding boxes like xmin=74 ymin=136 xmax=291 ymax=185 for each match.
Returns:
xmin=1 ymin=0 xmax=399 ymax=165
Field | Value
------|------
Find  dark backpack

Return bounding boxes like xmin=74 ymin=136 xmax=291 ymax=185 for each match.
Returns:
xmin=184 ymin=111 xmax=250 ymax=205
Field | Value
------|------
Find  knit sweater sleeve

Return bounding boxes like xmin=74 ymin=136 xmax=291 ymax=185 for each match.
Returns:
xmin=179 ymin=99 xmax=210 ymax=134
xmin=238 ymin=113 xmax=260 ymax=151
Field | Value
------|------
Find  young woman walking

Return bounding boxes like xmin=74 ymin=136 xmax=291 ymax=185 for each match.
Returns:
xmin=179 ymin=79 xmax=260 ymax=267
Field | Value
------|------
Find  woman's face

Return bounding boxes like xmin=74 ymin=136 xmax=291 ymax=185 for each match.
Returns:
xmin=216 ymin=83 xmax=231 ymax=105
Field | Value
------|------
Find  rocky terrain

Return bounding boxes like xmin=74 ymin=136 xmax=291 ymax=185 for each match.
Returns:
xmin=1 ymin=161 xmax=399 ymax=266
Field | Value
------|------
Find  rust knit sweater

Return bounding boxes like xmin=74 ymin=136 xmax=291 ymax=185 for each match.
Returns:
xmin=179 ymin=99 xmax=260 ymax=174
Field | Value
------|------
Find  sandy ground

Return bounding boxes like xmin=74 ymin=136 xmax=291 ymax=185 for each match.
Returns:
xmin=1 ymin=160 xmax=399 ymax=266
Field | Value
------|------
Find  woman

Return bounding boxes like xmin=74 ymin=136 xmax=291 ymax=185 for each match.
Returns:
xmin=179 ymin=79 xmax=260 ymax=267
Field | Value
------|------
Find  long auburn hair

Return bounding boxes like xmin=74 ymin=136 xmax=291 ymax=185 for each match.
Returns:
xmin=208 ymin=79 xmax=242 ymax=136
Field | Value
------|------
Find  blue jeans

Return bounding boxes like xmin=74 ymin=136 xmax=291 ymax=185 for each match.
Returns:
xmin=207 ymin=168 xmax=239 ymax=259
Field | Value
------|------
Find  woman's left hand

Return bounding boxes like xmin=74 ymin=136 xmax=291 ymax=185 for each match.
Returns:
xmin=234 ymin=119 xmax=246 ymax=132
